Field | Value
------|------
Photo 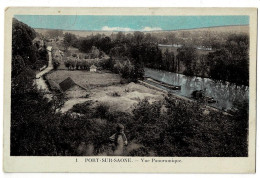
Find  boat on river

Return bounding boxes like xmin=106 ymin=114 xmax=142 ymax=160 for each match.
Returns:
xmin=191 ymin=90 xmax=217 ymax=103
xmin=144 ymin=67 xmax=249 ymax=111
xmin=146 ymin=77 xmax=181 ymax=90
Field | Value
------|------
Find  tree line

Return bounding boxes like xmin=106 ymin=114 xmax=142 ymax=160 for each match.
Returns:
xmin=63 ymin=31 xmax=249 ymax=86
xmin=12 ymin=18 xmax=49 ymax=92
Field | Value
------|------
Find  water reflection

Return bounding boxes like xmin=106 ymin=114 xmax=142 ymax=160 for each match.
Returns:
xmin=144 ymin=68 xmax=249 ymax=110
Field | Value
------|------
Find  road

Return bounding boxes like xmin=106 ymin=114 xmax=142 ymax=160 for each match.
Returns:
xmin=35 ymin=46 xmax=53 ymax=99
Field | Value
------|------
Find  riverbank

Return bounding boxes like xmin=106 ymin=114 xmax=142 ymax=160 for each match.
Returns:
xmin=139 ymin=80 xmax=232 ymax=116
xmin=144 ymin=67 xmax=249 ymax=111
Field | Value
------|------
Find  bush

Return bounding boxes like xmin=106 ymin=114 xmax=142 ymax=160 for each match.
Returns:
xmin=52 ymin=58 xmax=60 ymax=70
xmin=71 ymin=100 xmax=94 ymax=116
xmin=94 ymin=103 xmax=110 ymax=119
xmin=111 ymin=91 xmax=120 ymax=97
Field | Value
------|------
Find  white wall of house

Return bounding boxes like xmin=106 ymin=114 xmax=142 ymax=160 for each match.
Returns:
xmin=90 ymin=68 xmax=96 ymax=72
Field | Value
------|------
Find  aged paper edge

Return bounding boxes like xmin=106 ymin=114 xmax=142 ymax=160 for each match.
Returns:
xmin=3 ymin=7 xmax=257 ymax=173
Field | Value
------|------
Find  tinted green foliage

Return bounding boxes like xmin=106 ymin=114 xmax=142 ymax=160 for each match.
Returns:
xmin=11 ymin=18 xmax=52 ymax=155
xmin=176 ymin=46 xmax=198 ymax=76
xmin=160 ymin=33 xmax=249 ymax=86
xmin=63 ymin=32 xmax=78 ymax=50
xmin=75 ymin=30 xmax=249 ymax=86
xmin=12 ymin=18 xmax=48 ymax=77
xmin=66 ymin=95 xmax=248 ymax=157
xmin=129 ymin=95 xmax=248 ymax=157
xmin=46 ymin=29 xmax=63 ymax=38
xmin=78 ymin=35 xmax=113 ymax=54
xmin=208 ymin=34 xmax=249 ymax=85
xmin=75 ymin=32 xmax=164 ymax=81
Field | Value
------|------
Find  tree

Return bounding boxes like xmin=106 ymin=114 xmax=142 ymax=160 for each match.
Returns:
xmin=63 ymin=32 xmax=78 ymax=48
xmin=133 ymin=31 xmax=144 ymax=44
xmin=162 ymin=49 xmax=175 ymax=71
xmin=47 ymin=29 xmax=63 ymax=38
xmin=207 ymin=33 xmax=249 ymax=85
xmin=12 ymin=19 xmax=37 ymax=67
xmin=167 ymin=33 xmax=176 ymax=45
xmin=197 ymin=54 xmax=209 ymax=78
xmin=176 ymin=46 xmax=198 ymax=75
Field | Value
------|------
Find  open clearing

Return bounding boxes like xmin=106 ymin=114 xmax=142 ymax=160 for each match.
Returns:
xmin=46 ymin=70 xmax=122 ymax=88
xmin=46 ymin=70 xmax=164 ymax=113
xmin=61 ymin=82 xmax=165 ymax=113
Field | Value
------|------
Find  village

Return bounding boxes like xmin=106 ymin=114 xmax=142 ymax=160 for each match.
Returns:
xmin=33 ymin=32 xmax=241 ymax=118
xmin=34 ymin=37 xmax=166 ymax=115
xmin=33 ymin=27 xmax=247 ymax=118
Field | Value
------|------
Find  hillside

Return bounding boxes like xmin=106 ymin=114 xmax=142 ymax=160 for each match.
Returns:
xmin=162 ymin=25 xmax=249 ymax=34
xmin=35 ymin=25 xmax=249 ymax=38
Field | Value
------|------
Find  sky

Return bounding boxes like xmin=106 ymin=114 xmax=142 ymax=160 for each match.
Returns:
xmin=14 ymin=15 xmax=249 ymax=31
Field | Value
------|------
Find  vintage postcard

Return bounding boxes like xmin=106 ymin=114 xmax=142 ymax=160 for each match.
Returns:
xmin=3 ymin=7 xmax=257 ymax=173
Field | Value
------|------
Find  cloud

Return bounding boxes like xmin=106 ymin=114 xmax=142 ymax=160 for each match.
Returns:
xmin=101 ymin=26 xmax=162 ymax=32
xmin=101 ymin=26 xmax=132 ymax=31
xmin=141 ymin=27 xmax=162 ymax=31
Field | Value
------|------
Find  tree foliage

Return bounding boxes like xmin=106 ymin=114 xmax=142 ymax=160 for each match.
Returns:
xmin=207 ymin=34 xmax=249 ymax=85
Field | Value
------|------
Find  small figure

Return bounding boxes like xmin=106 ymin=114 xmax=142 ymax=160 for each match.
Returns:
xmin=109 ymin=123 xmax=128 ymax=156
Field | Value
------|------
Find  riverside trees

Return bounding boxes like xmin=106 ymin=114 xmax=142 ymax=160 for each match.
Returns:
xmin=66 ymin=30 xmax=249 ymax=86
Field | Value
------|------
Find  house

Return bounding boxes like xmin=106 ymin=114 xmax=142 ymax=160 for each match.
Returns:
xmin=90 ymin=65 xmax=97 ymax=72
xmin=48 ymin=80 xmax=62 ymax=92
xmin=59 ymin=77 xmax=88 ymax=98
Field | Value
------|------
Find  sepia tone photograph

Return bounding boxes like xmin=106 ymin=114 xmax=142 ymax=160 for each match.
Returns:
xmin=3 ymin=7 xmax=257 ymax=173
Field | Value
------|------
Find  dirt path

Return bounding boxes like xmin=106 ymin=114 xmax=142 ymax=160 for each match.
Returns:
xmin=35 ymin=46 xmax=53 ymax=99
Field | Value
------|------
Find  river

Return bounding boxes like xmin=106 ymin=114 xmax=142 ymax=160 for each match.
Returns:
xmin=144 ymin=68 xmax=249 ymax=111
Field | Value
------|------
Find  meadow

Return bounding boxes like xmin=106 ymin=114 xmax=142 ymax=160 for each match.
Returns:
xmin=46 ymin=70 xmax=122 ymax=89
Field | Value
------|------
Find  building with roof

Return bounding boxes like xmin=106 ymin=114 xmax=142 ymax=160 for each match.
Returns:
xmin=58 ymin=77 xmax=88 ymax=98
xmin=90 ymin=64 xmax=97 ymax=72
xmin=48 ymin=80 xmax=62 ymax=92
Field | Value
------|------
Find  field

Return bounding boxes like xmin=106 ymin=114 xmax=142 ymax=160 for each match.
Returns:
xmin=61 ymin=82 xmax=164 ymax=113
xmin=46 ymin=70 xmax=164 ymax=113
xmin=46 ymin=70 xmax=121 ymax=88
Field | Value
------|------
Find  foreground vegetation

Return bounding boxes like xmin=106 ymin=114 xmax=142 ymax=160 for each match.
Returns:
xmin=12 ymin=87 xmax=248 ymax=156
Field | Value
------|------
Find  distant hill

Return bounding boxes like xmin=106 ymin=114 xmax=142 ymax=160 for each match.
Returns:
xmin=168 ymin=25 xmax=249 ymax=34
xmin=35 ymin=25 xmax=249 ymax=38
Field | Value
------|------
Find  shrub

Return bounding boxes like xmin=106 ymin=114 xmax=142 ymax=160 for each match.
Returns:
xmin=94 ymin=102 xmax=110 ymax=119
xmin=70 ymin=100 xmax=94 ymax=116
xmin=52 ymin=58 xmax=60 ymax=70
xmin=111 ymin=91 xmax=120 ymax=97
